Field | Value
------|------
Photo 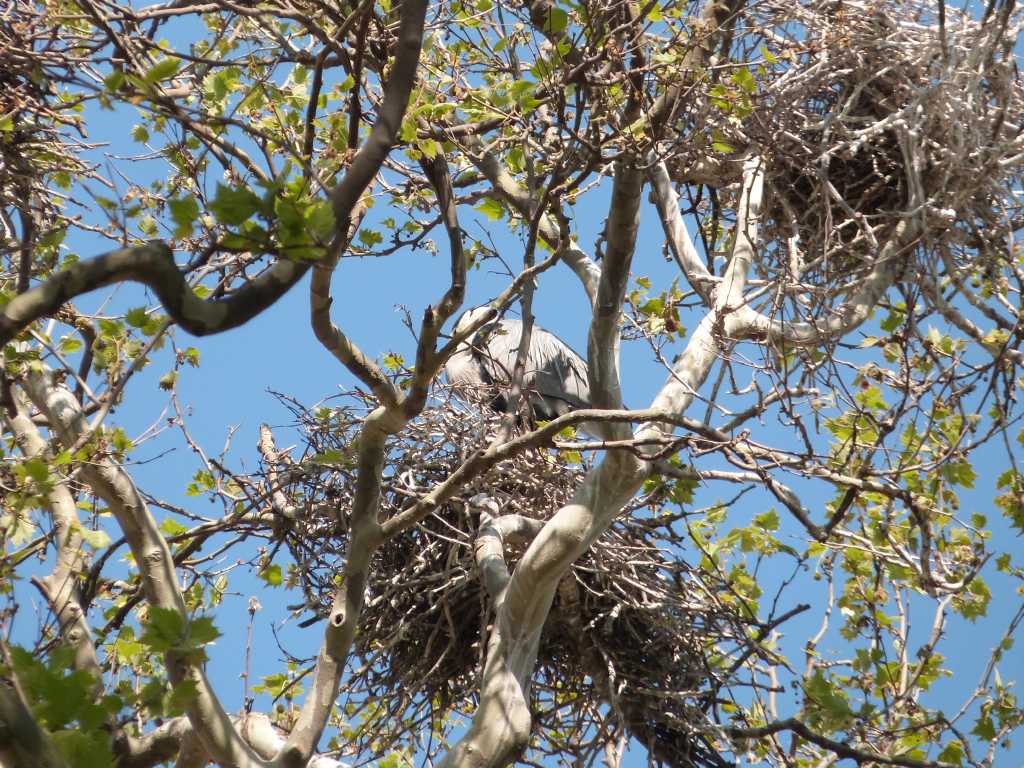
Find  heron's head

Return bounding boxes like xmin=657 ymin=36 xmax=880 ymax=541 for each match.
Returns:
xmin=453 ymin=306 xmax=494 ymax=336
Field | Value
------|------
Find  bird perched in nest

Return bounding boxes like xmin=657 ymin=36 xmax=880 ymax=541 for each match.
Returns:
xmin=444 ymin=306 xmax=597 ymax=430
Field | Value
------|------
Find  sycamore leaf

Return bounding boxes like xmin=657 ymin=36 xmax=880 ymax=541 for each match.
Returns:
xmin=475 ymin=198 xmax=504 ymax=221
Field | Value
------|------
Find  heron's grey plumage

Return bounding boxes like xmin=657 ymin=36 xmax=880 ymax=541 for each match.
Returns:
xmin=444 ymin=307 xmax=594 ymax=425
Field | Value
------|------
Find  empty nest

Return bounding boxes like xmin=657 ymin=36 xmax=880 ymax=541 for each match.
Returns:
xmin=745 ymin=0 xmax=1023 ymax=292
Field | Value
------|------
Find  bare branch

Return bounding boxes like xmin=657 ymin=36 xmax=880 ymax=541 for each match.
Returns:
xmin=0 ymin=242 xmax=308 ymax=347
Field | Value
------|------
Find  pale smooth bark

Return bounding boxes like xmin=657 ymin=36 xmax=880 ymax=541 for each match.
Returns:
xmin=4 ymin=396 xmax=101 ymax=680
xmin=20 ymin=370 xmax=268 ymax=768
xmin=587 ymin=160 xmax=643 ymax=434
xmin=736 ymin=219 xmax=918 ymax=348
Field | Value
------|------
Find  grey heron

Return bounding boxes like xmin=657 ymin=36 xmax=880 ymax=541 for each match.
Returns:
xmin=444 ymin=307 xmax=596 ymax=428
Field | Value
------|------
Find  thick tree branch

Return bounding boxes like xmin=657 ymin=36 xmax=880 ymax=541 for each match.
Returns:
xmin=111 ymin=712 xmax=347 ymax=768
xmin=725 ymin=718 xmax=956 ymax=768
xmin=310 ymin=0 xmax=428 ymax=408
xmin=647 ymin=158 xmax=716 ymax=304
xmin=279 ymin=408 xmax=395 ymax=767
xmin=287 ymin=16 xmax=439 ymax=752
xmin=0 ymin=242 xmax=308 ymax=348
xmin=587 ymin=158 xmax=643 ymax=432
xmin=736 ymin=220 xmax=918 ymax=346
xmin=473 ymin=500 xmax=546 ymax=601
xmin=4 ymin=395 xmax=101 ymax=680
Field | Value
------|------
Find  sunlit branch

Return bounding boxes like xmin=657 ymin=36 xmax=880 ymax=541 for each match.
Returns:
xmin=647 ymin=158 xmax=716 ymax=304
xmin=587 ymin=159 xmax=643 ymax=432
xmin=404 ymin=153 xmax=467 ymax=414
xmin=19 ymin=371 xmax=266 ymax=768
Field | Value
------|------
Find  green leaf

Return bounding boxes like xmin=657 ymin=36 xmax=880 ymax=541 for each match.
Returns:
xmin=937 ymin=740 xmax=964 ymax=766
xmin=560 ymin=450 xmax=583 ymax=465
xmin=211 ymin=72 xmax=229 ymax=101
xmin=856 ymin=385 xmax=888 ymax=413
xmin=125 ymin=307 xmax=150 ymax=328
xmin=475 ymin=198 xmax=504 ymax=222
xmin=77 ymin=526 xmax=111 ymax=550
xmin=418 ymin=138 xmax=440 ymax=159
xmin=160 ymin=517 xmax=188 ymax=536
xmin=357 ymin=228 xmax=383 ymax=248
xmin=23 ymin=457 xmax=50 ymax=484
xmin=104 ymin=70 xmax=125 ymax=92
xmin=543 ymin=7 xmax=569 ymax=35
xmin=139 ymin=215 xmax=158 ymax=237
xmin=804 ymin=669 xmax=853 ymax=730
xmin=144 ymin=58 xmax=180 ymax=84
xmin=169 ymin=195 xmax=200 ymax=238
xmin=731 ymin=67 xmax=757 ymax=94
xmin=166 ymin=679 xmax=199 ymax=715
xmin=187 ymin=616 xmax=221 ymax=646
xmin=304 ymin=200 xmax=336 ymax=241
xmin=210 ymin=184 xmax=260 ymax=226
xmin=260 ymin=563 xmax=283 ymax=587
xmin=114 ymin=635 xmax=145 ymax=664
xmin=58 ymin=336 xmax=83 ymax=354
xmin=51 ymin=729 xmax=115 ymax=768
xmin=9 ymin=646 xmax=111 ymax=739
xmin=400 ymin=117 xmax=418 ymax=143
xmin=972 ymin=714 xmax=996 ymax=741
xmin=141 ymin=607 xmax=220 ymax=663
xmin=140 ymin=607 xmax=186 ymax=653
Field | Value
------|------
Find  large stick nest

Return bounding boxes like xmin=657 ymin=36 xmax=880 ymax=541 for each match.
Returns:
xmin=265 ymin=391 xmax=764 ymax=768
xmin=0 ymin=2 xmax=90 ymax=224
xmin=744 ymin=0 xmax=1023 ymax=292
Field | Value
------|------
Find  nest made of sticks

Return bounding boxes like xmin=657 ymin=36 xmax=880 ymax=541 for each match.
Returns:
xmin=744 ymin=0 xmax=1023 ymax=293
xmin=0 ymin=3 xmax=90 ymax=219
xmin=264 ymin=390 xmax=760 ymax=768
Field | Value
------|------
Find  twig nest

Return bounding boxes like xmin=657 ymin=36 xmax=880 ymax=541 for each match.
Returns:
xmin=744 ymin=0 xmax=1022 ymax=292
xmin=264 ymin=391 xmax=752 ymax=767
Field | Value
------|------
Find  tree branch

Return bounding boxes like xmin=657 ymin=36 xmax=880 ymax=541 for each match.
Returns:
xmin=458 ymin=134 xmax=602 ymax=307
xmin=725 ymin=718 xmax=956 ymax=768
xmin=19 ymin=372 xmax=266 ymax=768
xmin=0 ymin=242 xmax=308 ymax=348
xmin=647 ymin=158 xmax=716 ymax=304
xmin=587 ymin=158 xmax=643 ymax=433
xmin=4 ymin=395 xmax=101 ymax=680
xmin=310 ymin=0 xmax=428 ymax=408
xmin=736 ymin=220 xmax=918 ymax=346
xmin=404 ymin=153 xmax=467 ymax=415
